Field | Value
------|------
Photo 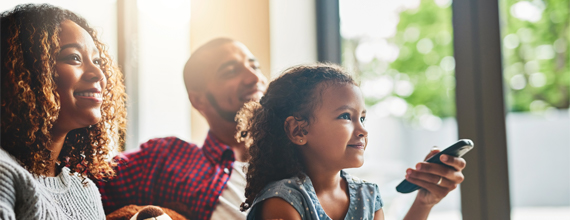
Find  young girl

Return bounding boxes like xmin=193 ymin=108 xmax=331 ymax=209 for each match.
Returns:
xmin=238 ymin=64 xmax=466 ymax=220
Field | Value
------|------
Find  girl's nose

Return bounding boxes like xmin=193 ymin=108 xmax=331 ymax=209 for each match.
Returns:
xmin=357 ymin=124 xmax=368 ymax=137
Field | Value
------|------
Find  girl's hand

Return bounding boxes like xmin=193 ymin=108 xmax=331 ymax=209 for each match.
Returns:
xmin=405 ymin=148 xmax=467 ymax=206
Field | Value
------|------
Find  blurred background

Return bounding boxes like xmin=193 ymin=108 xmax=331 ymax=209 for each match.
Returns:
xmin=1 ymin=0 xmax=568 ymax=219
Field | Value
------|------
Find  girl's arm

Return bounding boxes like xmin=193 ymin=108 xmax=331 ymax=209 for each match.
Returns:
xmin=259 ymin=198 xmax=303 ymax=220
xmin=402 ymin=197 xmax=433 ymax=220
xmin=373 ymin=208 xmax=385 ymax=220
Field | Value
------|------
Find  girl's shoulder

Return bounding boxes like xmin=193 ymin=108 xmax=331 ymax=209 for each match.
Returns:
xmin=253 ymin=174 xmax=308 ymax=204
xmin=342 ymin=170 xmax=379 ymax=188
xmin=248 ymin=175 xmax=315 ymax=219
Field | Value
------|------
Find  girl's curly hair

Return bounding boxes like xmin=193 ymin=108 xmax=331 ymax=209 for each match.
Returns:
xmin=1 ymin=4 xmax=127 ymax=179
xmin=237 ymin=63 xmax=357 ymax=211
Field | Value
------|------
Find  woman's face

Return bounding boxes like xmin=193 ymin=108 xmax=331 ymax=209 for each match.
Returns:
xmin=52 ymin=20 xmax=106 ymax=133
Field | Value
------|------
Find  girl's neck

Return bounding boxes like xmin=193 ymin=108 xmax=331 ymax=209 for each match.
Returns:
xmin=305 ymin=166 xmax=343 ymax=193
xmin=306 ymin=167 xmax=350 ymax=220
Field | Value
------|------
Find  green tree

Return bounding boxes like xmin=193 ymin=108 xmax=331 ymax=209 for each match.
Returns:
xmin=342 ymin=0 xmax=569 ymax=120
xmin=500 ymin=0 xmax=569 ymax=112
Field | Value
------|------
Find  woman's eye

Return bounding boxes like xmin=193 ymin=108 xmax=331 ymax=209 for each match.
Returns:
xmin=66 ymin=54 xmax=81 ymax=63
xmin=360 ymin=117 xmax=366 ymax=124
xmin=338 ymin=113 xmax=351 ymax=120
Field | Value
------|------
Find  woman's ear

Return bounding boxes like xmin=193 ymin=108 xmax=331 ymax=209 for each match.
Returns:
xmin=284 ymin=116 xmax=308 ymax=145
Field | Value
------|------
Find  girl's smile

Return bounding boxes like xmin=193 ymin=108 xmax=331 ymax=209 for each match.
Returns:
xmin=347 ymin=142 xmax=366 ymax=150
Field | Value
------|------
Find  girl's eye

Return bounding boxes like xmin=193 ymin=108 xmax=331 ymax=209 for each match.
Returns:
xmin=93 ymin=59 xmax=101 ymax=66
xmin=338 ymin=113 xmax=351 ymax=120
xmin=360 ymin=117 xmax=366 ymax=124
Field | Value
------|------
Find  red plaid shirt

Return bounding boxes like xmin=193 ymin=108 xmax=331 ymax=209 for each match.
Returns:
xmin=96 ymin=132 xmax=235 ymax=220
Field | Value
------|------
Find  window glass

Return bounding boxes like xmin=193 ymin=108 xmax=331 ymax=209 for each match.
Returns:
xmin=499 ymin=0 xmax=570 ymax=219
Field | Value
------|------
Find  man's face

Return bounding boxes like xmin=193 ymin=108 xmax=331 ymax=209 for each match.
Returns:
xmin=202 ymin=42 xmax=268 ymax=121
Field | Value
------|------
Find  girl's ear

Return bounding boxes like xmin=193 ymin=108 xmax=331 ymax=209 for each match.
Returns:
xmin=284 ymin=116 xmax=308 ymax=145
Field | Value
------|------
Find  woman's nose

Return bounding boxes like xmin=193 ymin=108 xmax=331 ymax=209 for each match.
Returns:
xmin=84 ymin=61 xmax=105 ymax=83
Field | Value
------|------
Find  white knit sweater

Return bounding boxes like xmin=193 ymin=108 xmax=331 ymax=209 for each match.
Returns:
xmin=0 ymin=148 xmax=105 ymax=220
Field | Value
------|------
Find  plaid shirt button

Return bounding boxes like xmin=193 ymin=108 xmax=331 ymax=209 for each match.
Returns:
xmin=224 ymin=168 xmax=230 ymax=174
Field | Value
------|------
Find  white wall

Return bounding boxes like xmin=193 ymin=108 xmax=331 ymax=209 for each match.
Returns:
xmin=506 ymin=109 xmax=570 ymax=207
xmin=0 ymin=0 xmax=118 ymax=67
xmin=269 ymin=0 xmax=318 ymax=78
xmin=132 ymin=0 xmax=192 ymax=150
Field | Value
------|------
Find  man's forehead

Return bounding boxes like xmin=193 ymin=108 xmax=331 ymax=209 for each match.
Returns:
xmin=196 ymin=41 xmax=257 ymax=81
xmin=208 ymin=42 xmax=255 ymax=64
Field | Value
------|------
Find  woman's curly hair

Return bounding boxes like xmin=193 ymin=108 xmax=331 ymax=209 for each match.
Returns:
xmin=237 ymin=63 xmax=357 ymax=211
xmin=1 ymin=4 xmax=126 ymax=179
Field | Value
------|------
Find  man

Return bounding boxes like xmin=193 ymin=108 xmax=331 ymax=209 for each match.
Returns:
xmin=97 ymin=38 xmax=267 ymax=220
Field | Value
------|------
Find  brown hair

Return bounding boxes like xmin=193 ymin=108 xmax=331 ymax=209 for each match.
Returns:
xmin=237 ymin=63 xmax=357 ymax=211
xmin=1 ymin=4 xmax=127 ymax=179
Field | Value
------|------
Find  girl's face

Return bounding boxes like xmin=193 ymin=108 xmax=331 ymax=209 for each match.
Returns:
xmin=52 ymin=20 xmax=106 ymax=133
xmin=301 ymin=83 xmax=369 ymax=171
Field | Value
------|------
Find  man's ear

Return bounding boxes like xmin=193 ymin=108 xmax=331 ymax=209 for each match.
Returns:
xmin=284 ymin=116 xmax=308 ymax=145
xmin=187 ymin=91 xmax=208 ymax=112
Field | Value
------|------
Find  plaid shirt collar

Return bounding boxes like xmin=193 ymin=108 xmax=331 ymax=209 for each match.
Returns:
xmin=202 ymin=131 xmax=235 ymax=164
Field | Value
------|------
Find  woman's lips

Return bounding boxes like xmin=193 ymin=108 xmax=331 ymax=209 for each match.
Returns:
xmin=74 ymin=92 xmax=102 ymax=98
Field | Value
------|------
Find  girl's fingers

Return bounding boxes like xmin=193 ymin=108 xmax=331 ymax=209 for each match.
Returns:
xmin=424 ymin=148 xmax=441 ymax=161
xmin=406 ymin=168 xmax=459 ymax=190
xmin=405 ymin=174 xmax=448 ymax=196
xmin=440 ymin=154 xmax=467 ymax=171
xmin=414 ymin=162 xmax=465 ymax=184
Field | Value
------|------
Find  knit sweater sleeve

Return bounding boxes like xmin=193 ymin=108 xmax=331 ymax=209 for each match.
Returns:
xmin=0 ymin=160 xmax=18 ymax=220
xmin=0 ymin=151 xmax=46 ymax=220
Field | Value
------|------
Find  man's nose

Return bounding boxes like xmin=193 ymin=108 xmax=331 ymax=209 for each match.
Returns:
xmin=243 ymin=66 xmax=267 ymax=87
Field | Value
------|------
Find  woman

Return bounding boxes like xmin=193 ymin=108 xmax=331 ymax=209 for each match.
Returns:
xmin=0 ymin=4 xmax=126 ymax=219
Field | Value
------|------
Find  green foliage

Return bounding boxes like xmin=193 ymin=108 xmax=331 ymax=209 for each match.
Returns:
xmin=343 ymin=0 xmax=456 ymax=119
xmin=342 ymin=0 xmax=569 ymax=119
xmin=500 ymin=0 xmax=569 ymax=112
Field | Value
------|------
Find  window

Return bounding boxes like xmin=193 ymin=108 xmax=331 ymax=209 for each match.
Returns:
xmin=499 ymin=0 xmax=570 ymax=219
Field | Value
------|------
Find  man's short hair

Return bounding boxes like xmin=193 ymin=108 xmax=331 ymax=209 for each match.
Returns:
xmin=183 ymin=37 xmax=236 ymax=92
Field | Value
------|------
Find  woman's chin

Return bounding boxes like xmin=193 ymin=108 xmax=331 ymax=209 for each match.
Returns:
xmin=78 ymin=114 xmax=102 ymax=129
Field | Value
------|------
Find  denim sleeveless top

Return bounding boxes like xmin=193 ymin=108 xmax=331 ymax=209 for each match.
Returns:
xmin=246 ymin=170 xmax=383 ymax=220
